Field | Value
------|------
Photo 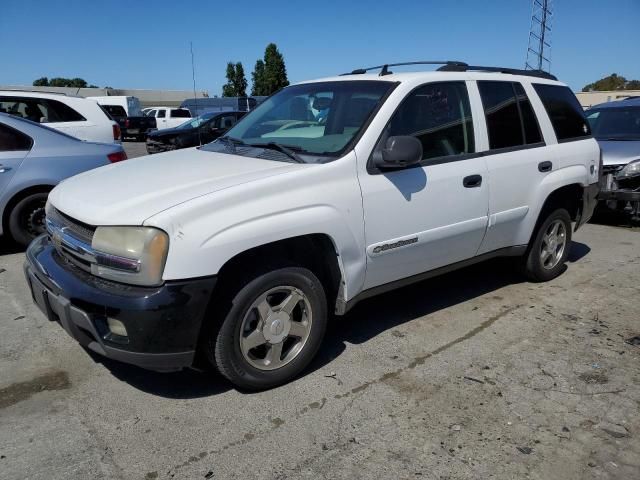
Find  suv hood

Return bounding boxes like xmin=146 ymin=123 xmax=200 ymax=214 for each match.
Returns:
xmin=598 ymin=139 xmax=640 ymax=166
xmin=48 ymin=147 xmax=303 ymax=226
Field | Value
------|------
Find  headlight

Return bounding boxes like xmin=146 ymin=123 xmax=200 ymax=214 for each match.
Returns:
xmin=617 ymin=159 xmax=640 ymax=179
xmin=91 ymin=226 xmax=169 ymax=286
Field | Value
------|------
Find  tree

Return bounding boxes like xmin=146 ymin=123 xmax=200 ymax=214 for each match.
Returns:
xmin=262 ymin=43 xmax=289 ymax=95
xmin=37 ymin=77 xmax=90 ymax=88
xmin=222 ymin=62 xmax=248 ymax=97
xmin=250 ymin=43 xmax=289 ymax=96
xmin=235 ymin=62 xmax=247 ymax=97
xmin=582 ymin=73 xmax=640 ymax=92
xmin=251 ymin=59 xmax=266 ymax=96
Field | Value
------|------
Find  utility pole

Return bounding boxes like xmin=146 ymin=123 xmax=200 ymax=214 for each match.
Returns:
xmin=525 ymin=0 xmax=554 ymax=72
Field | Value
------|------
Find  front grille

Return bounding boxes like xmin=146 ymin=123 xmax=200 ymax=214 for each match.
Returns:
xmin=47 ymin=208 xmax=96 ymax=244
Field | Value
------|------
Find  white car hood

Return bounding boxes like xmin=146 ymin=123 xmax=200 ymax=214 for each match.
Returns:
xmin=48 ymin=147 xmax=303 ymax=226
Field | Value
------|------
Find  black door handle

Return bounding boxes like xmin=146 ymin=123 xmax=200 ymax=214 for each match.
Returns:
xmin=463 ymin=174 xmax=482 ymax=188
xmin=538 ymin=161 xmax=552 ymax=172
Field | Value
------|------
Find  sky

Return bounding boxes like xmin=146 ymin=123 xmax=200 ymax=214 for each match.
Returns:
xmin=1 ymin=0 xmax=639 ymax=94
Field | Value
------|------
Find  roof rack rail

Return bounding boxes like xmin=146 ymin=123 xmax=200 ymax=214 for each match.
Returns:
xmin=0 ymin=87 xmax=70 ymax=96
xmin=436 ymin=64 xmax=557 ymax=81
xmin=342 ymin=61 xmax=469 ymax=77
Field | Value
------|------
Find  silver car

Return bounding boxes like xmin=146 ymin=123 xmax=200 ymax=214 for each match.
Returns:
xmin=0 ymin=113 xmax=126 ymax=246
xmin=586 ymin=97 xmax=640 ymax=220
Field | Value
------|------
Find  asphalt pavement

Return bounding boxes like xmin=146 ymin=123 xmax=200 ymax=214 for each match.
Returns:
xmin=1 ymin=218 xmax=639 ymax=479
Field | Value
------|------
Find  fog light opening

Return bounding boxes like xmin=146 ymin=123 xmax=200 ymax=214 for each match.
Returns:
xmin=107 ymin=318 xmax=128 ymax=337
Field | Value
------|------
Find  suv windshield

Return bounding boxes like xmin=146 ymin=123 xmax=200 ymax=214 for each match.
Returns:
xmin=203 ymin=80 xmax=395 ymax=160
xmin=586 ymin=106 xmax=640 ymax=140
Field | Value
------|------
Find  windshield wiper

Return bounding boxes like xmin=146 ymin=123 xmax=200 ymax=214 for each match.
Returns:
xmin=249 ymin=142 xmax=306 ymax=163
xmin=217 ymin=136 xmax=246 ymax=151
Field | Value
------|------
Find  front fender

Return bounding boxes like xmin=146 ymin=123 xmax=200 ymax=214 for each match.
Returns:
xmin=145 ymin=155 xmax=367 ymax=301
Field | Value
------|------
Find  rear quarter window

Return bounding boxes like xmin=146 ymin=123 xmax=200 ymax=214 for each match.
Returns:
xmin=533 ymin=84 xmax=591 ymax=142
xmin=171 ymin=109 xmax=191 ymax=118
xmin=0 ymin=123 xmax=33 ymax=151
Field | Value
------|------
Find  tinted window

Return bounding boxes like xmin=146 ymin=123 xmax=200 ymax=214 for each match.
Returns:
xmin=171 ymin=109 xmax=190 ymax=118
xmin=586 ymin=107 xmax=640 ymax=140
xmin=385 ymin=81 xmax=475 ymax=161
xmin=514 ymin=83 xmax=542 ymax=144
xmin=0 ymin=96 xmax=85 ymax=123
xmin=218 ymin=114 xmax=237 ymax=129
xmin=478 ymin=81 xmax=523 ymax=149
xmin=103 ymin=105 xmax=127 ymax=117
xmin=533 ymin=84 xmax=590 ymax=141
xmin=157 ymin=109 xmax=166 ymax=118
xmin=0 ymin=123 xmax=33 ymax=151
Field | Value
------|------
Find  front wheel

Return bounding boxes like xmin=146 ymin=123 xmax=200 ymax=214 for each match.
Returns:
xmin=206 ymin=266 xmax=328 ymax=390
xmin=522 ymin=208 xmax=572 ymax=282
xmin=7 ymin=192 xmax=49 ymax=247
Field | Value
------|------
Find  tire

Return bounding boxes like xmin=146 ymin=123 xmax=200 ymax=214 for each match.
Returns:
xmin=7 ymin=192 xmax=49 ymax=248
xmin=206 ymin=266 xmax=327 ymax=391
xmin=522 ymin=208 xmax=572 ymax=282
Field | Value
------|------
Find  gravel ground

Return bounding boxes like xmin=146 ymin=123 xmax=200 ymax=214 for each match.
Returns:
xmin=1 ymin=216 xmax=639 ymax=479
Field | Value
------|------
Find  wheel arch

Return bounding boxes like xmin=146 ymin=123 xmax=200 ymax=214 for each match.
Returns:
xmin=214 ymin=233 xmax=346 ymax=315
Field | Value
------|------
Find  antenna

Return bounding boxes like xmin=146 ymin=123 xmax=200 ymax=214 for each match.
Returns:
xmin=190 ymin=41 xmax=202 ymax=147
xmin=525 ymin=0 xmax=554 ymax=72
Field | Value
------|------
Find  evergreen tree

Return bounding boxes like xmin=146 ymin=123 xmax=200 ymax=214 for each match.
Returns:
xmin=235 ymin=62 xmax=248 ymax=97
xmin=262 ymin=43 xmax=289 ymax=95
xmin=222 ymin=62 xmax=248 ymax=97
xmin=251 ymin=59 xmax=266 ymax=96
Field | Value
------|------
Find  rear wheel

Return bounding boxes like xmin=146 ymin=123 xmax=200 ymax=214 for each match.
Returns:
xmin=522 ymin=208 xmax=572 ymax=282
xmin=206 ymin=266 xmax=327 ymax=391
xmin=7 ymin=192 xmax=48 ymax=247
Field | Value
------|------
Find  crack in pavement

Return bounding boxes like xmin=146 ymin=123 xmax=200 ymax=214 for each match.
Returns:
xmin=169 ymin=304 xmax=522 ymax=475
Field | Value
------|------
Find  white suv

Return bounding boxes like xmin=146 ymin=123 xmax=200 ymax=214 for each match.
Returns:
xmin=0 ymin=90 xmax=120 ymax=143
xmin=24 ymin=62 xmax=600 ymax=390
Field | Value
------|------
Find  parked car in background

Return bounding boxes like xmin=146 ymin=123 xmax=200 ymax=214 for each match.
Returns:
xmin=0 ymin=91 xmax=120 ymax=143
xmin=146 ymin=111 xmax=245 ymax=153
xmin=25 ymin=63 xmax=599 ymax=390
xmin=143 ymin=107 xmax=191 ymax=131
xmin=88 ymin=96 xmax=156 ymax=141
xmin=181 ymin=96 xmax=266 ymax=116
xmin=586 ymin=98 xmax=640 ymax=220
xmin=0 ymin=113 xmax=126 ymax=246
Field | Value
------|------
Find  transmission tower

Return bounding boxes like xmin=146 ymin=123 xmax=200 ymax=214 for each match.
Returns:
xmin=525 ymin=0 xmax=554 ymax=72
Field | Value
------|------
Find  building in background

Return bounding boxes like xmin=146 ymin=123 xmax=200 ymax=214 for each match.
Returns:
xmin=576 ymin=90 xmax=640 ymax=109
xmin=0 ymin=86 xmax=210 ymax=108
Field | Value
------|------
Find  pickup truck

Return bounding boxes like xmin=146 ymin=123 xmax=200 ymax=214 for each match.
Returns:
xmin=24 ymin=62 xmax=600 ymax=391
xmin=143 ymin=107 xmax=192 ymax=131
xmin=100 ymin=104 xmax=156 ymax=141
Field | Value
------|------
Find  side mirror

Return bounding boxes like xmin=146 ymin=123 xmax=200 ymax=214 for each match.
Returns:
xmin=375 ymin=136 xmax=423 ymax=169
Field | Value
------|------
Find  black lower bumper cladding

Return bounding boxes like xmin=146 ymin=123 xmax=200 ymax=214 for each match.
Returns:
xmin=24 ymin=234 xmax=216 ymax=372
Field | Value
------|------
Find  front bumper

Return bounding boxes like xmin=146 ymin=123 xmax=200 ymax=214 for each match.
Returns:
xmin=598 ymin=189 xmax=640 ymax=202
xmin=24 ymin=234 xmax=216 ymax=372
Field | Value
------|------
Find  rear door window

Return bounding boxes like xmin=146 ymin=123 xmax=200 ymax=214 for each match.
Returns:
xmin=532 ymin=84 xmax=591 ymax=142
xmin=0 ymin=123 xmax=33 ymax=151
xmin=0 ymin=96 xmax=86 ymax=123
xmin=478 ymin=81 xmax=544 ymax=150
xmin=170 ymin=109 xmax=191 ymax=118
